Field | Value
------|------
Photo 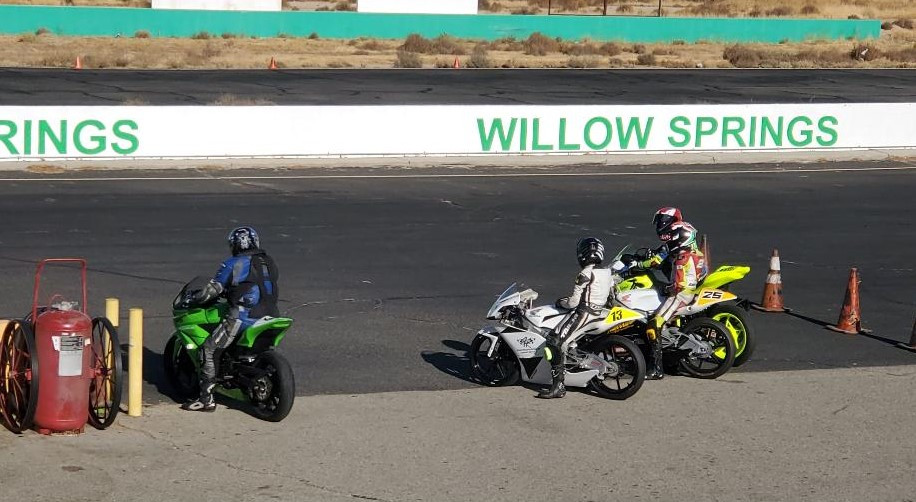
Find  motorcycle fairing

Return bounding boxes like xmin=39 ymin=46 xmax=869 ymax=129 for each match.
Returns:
xmin=700 ymin=265 xmax=751 ymax=290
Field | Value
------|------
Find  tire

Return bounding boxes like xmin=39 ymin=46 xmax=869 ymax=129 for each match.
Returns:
xmin=88 ymin=317 xmax=122 ymax=430
xmin=678 ymin=318 xmax=735 ymax=379
xmin=588 ymin=335 xmax=646 ymax=400
xmin=469 ymin=333 xmax=519 ymax=386
xmin=706 ymin=303 xmax=756 ymax=368
xmin=163 ymin=335 xmax=198 ymax=401
xmin=249 ymin=351 xmax=295 ymax=422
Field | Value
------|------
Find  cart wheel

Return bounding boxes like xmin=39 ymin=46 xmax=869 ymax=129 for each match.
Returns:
xmin=0 ymin=321 xmax=39 ymax=433
xmin=88 ymin=317 xmax=122 ymax=430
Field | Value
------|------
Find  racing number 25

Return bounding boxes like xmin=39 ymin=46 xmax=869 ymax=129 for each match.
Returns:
xmin=701 ymin=290 xmax=724 ymax=300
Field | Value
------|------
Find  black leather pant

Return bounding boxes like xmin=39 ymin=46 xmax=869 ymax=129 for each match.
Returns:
xmin=199 ymin=307 xmax=242 ymax=397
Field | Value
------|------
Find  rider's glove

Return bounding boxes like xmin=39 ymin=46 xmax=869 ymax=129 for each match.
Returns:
xmin=554 ymin=297 xmax=570 ymax=309
xmin=192 ymin=280 xmax=224 ymax=305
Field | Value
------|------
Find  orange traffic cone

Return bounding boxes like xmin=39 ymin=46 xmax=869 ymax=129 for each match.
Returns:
xmin=268 ymin=57 xmax=278 ymax=70
xmin=753 ymin=248 xmax=785 ymax=312
xmin=453 ymin=56 xmax=461 ymax=69
xmin=827 ymin=268 xmax=863 ymax=334
xmin=700 ymin=234 xmax=710 ymax=271
xmin=898 ymin=317 xmax=916 ymax=352
xmin=73 ymin=56 xmax=82 ymax=70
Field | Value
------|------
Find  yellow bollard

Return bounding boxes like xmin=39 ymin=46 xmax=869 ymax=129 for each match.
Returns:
xmin=105 ymin=298 xmax=119 ymax=327
xmin=104 ymin=298 xmax=119 ymax=403
xmin=128 ymin=308 xmax=143 ymax=417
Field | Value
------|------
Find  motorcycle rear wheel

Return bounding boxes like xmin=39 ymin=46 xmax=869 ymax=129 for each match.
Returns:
xmin=249 ymin=351 xmax=295 ymax=422
xmin=588 ymin=335 xmax=646 ymax=400
xmin=678 ymin=318 xmax=735 ymax=379
xmin=469 ymin=334 xmax=519 ymax=386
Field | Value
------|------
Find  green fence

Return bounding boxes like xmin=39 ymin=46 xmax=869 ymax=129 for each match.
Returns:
xmin=0 ymin=5 xmax=879 ymax=42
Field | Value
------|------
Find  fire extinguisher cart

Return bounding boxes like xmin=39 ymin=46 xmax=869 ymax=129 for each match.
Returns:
xmin=0 ymin=259 xmax=122 ymax=434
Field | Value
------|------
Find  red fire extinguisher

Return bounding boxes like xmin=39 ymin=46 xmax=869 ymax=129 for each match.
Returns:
xmin=31 ymin=259 xmax=93 ymax=434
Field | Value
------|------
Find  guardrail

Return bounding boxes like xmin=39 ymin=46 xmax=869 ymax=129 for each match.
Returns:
xmin=0 ymin=5 xmax=879 ymax=42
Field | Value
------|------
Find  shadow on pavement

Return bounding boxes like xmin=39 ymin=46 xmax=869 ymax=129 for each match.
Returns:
xmin=421 ymin=339 xmax=479 ymax=385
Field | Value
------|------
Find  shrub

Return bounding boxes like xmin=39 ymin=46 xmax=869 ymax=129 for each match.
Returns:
xmin=512 ymin=6 xmax=540 ymax=14
xmin=631 ymin=43 xmax=647 ymax=54
xmin=765 ymin=6 xmax=793 ymax=16
xmin=524 ymin=32 xmax=559 ymax=55
xmin=431 ymin=34 xmax=465 ymax=55
xmin=616 ymin=4 xmax=633 ymax=13
xmin=394 ymin=49 xmax=423 ymax=68
xmin=401 ymin=33 xmax=433 ymax=53
xmin=527 ymin=0 xmax=549 ymax=7
xmin=308 ymin=32 xmax=320 ymax=39
xmin=478 ymin=0 xmax=492 ymax=10
xmin=191 ymin=31 xmax=211 ymax=40
xmin=467 ymin=44 xmax=494 ymax=68
xmin=600 ymin=42 xmax=622 ymax=56
xmin=636 ymin=53 xmax=656 ymax=65
xmin=334 ymin=0 xmax=355 ymax=10
xmin=723 ymin=44 xmax=762 ymax=67
xmin=134 ymin=30 xmax=151 ymax=38
xmin=360 ymin=39 xmax=387 ymax=51
xmin=35 ymin=27 xmax=50 ymax=35
xmin=893 ymin=18 xmax=914 ymax=29
xmin=748 ymin=6 xmax=762 ymax=17
xmin=881 ymin=21 xmax=894 ymax=30
xmin=800 ymin=4 xmax=819 ymax=15
xmin=672 ymin=39 xmax=686 ymax=46
xmin=847 ymin=14 xmax=860 ymax=19
xmin=687 ymin=0 xmax=734 ymax=16
xmin=566 ymin=55 xmax=600 ymax=68
xmin=850 ymin=42 xmax=879 ymax=61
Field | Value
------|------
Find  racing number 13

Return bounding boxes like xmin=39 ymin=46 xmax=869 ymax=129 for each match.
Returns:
xmin=609 ymin=309 xmax=624 ymax=321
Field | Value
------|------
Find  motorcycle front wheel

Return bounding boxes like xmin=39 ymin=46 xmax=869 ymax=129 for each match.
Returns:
xmin=163 ymin=334 xmax=199 ymax=400
xmin=588 ymin=335 xmax=646 ymax=400
xmin=469 ymin=333 xmax=519 ymax=386
xmin=249 ymin=351 xmax=295 ymax=422
xmin=678 ymin=318 xmax=736 ymax=379
xmin=706 ymin=303 xmax=756 ymax=368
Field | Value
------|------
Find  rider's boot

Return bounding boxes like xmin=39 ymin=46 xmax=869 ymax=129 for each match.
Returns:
xmin=646 ymin=340 xmax=665 ymax=380
xmin=645 ymin=317 xmax=665 ymax=380
xmin=182 ymin=380 xmax=217 ymax=412
xmin=537 ymin=344 xmax=566 ymax=399
xmin=182 ymin=345 xmax=218 ymax=412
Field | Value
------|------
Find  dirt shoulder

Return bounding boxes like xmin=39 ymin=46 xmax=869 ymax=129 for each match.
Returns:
xmin=2 ymin=26 xmax=915 ymax=70
xmin=2 ymin=365 xmax=915 ymax=502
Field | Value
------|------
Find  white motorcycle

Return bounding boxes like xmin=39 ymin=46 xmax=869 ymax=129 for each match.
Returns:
xmin=470 ymin=284 xmax=646 ymax=400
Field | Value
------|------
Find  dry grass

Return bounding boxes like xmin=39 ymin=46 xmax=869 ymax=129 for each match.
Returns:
xmin=1 ymin=30 xmax=913 ymax=70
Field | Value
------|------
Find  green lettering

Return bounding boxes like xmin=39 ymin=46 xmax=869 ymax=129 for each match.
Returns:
xmin=667 ymin=116 xmax=690 ymax=148
xmin=520 ymin=118 xmax=528 ymax=151
xmin=23 ymin=120 xmax=32 ymax=155
xmin=760 ymin=117 xmax=783 ymax=147
xmin=74 ymin=120 xmax=107 ymax=155
xmin=476 ymin=118 xmax=517 ymax=152
xmin=558 ymin=118 xmax=580 ymax=151
xmin=616 ymin=117 xmax=652 ymax=149
xmin=584 ymin=117 xmax=612 ymax=150
xmin=748 ymin=117 xmax=757 ymax=147
xmin=816 ymin=116 xmax=838 ymax=147
xmin=721 ymin=117 xmax=746 ymax=147
xmin=112 ymin=120 xmax=139 ymax=155
xmin=38 ymin=120 xmax=67 ymax=155
xmin=532 ymin=118 xmax=553 ymax=151
xmin=695 ymin=117 xmax=718 ymax=147
xmin=0 ymin=120 xmax=18 ymax=155
xmin=787 ymin=116 xmax=813 ymax=147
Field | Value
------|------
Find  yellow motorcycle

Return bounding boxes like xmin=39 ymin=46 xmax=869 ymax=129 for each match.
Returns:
xmin=612 ymin=246 xmax=756 ymax=368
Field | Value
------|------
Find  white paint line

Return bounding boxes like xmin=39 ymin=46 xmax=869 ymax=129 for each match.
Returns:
xmin=0 ymin=165 xmax=914 ymax=182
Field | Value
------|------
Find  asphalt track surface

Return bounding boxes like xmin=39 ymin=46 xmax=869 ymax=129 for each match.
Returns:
xmin=0 ymin=161 xmax=913 ymax=402
xmin=1 ymin=68 xmax=915 ymax=105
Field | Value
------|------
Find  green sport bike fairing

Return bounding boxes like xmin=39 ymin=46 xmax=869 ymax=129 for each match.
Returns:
xmin=164 ymin=277 xmax=296 ymax=422
xmin=612 ymin=245 xmax=756 ymax=368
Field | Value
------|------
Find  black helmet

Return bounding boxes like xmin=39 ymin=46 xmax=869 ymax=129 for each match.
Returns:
xmin=576 ymin=237 xmax=604 ymax=267
xmin=227 ymin=226 xmax=260 ymax=256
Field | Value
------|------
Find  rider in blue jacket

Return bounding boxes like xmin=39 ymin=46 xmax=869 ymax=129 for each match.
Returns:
xmin=182 ymin=226 xmax=279 ymax=412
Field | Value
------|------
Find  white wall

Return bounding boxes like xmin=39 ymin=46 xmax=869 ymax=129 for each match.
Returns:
xmin=151 ymin=0 xmax=281 ymax=11
xmin=357 ymin=0 xmax=477 ymax=14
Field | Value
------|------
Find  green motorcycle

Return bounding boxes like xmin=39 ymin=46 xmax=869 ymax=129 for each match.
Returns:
xmin=164 ymin=277 xmax=296 ymax=422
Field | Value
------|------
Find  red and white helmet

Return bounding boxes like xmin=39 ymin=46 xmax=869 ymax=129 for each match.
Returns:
xmin=661 ymin=222 xmax=697 ymax=253
xmin=652 ymin=207 xmax=683 ymax=238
